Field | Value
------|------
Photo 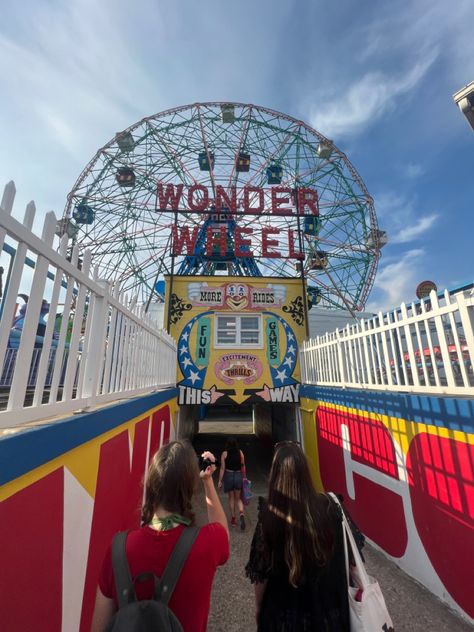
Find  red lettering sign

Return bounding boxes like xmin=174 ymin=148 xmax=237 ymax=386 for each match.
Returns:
xmin=206 ymin=226 xmax=227 ymax=256
xmin=288 ymin=229 xmax=304 ymax=259
xmin=298 ymin=188 xmax=319 ymax=215
xmin=187 ymin=184 xmax=208 ymax=211
xmin=235 ymin=227 xmax=253 ymax=257
xmin=243 ymin=186 xmax=264 ymax=214
xmin=262 ymin=227 xmax=281 ymax=258
xmin=271 ymin=187 xmax=292 ymax=215
xmin=216 ymin=185 xmax=237 ymax=212
xmin=156 ymin=181 xmax=319 ymax=216
xmin=171 ymin=225 xmax=200 ymax=255
xmin=156 ymin=183 xmax=183 ymax=210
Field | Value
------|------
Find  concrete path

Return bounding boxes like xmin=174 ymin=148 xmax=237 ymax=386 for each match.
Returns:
xmin=193 ymin=423 xmax=472 ymax=631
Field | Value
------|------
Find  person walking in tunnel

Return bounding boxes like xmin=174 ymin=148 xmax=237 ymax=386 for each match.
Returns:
xmin=91 ymin=440 xmax=229 ymax=632
xmin=245 ymin=441 xmax=351 ymax=631
xmin=218 ymin=436 xmax=246 ymax=530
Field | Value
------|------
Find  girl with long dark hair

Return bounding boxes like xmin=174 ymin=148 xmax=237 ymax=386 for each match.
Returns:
xmin=218 ymin=437 xmax=246 ymax=530
xmin=92 ymin=440 xmax=229 ymax=632
xmin=245 ymin=441 xmax=350 ymax=631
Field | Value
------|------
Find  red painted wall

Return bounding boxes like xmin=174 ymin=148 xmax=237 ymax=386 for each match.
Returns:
xmin=0 ymin=401 xmax=172 ymax=632
xmin=315 ymin=402 xmax=474 ymax=620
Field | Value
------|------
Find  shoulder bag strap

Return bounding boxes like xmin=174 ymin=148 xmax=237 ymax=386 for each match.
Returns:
xmin=156 ymin=526 xmax=200 ymax=605
xmin=112 ymin=530 xmax=136 ymax=608
xmin=328 ymin=493 xmax=370 ymax=590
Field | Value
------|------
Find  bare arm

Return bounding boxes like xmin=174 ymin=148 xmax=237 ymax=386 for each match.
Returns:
xmin=200 ymin=451 xmax=229 ymax=537
xmin=90 ymin=587 xmax=115 ymax=632
xmin=218 ymin=451 xmax=226 ymax=488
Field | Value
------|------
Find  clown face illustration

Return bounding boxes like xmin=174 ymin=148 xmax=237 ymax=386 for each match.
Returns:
xmin=225 ymin=283 xmax=248 ymax=310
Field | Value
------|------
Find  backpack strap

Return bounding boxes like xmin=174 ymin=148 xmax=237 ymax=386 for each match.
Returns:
xmin=156 ymin=526 xmax=200 ymax=605
xmin=112 ymin=530 xmax=136 ymax=608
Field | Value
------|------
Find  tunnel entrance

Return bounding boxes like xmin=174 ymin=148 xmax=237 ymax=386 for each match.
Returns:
xmin=179 ymin=401 xmax=302 ymax=496
xmin=177 ymin=402 xmax=301 ymax=446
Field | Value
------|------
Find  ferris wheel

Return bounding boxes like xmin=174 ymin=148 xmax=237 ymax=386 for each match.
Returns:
xmin=63 ymin=102 xmax=383 ymax=311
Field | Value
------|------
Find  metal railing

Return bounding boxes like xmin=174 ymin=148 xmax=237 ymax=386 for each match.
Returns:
xmin=0 ymin=181 xmax=176 ymax=428
xmin=300 ymin=287 xmax=474 ymax=396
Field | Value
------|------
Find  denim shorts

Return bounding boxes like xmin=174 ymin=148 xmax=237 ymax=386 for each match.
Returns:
xmin=223 ymin=469 xmax=243 ymax=493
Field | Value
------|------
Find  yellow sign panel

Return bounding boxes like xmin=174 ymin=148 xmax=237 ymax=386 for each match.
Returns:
xmin=165 ymin=276 xmax=306 ymax=406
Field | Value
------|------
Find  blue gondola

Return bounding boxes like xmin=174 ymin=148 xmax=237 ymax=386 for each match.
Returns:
xmin=198 ymin=151 xmax=214 ymax=171
xmin=304 ymin=216 xmax=320 ymax=236
xmin=266 ymin=163 xmax=283 ymax=184
xmin=73 ymin=203 xmax=95 ymax=225
xmin=307 ymin=287 xmax=321 ymax=309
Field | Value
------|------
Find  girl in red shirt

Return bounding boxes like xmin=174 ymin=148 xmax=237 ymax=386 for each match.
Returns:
xmin=92 ymin=440 xmax=229 ymax=632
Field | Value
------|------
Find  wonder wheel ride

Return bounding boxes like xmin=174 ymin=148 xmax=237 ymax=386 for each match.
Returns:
xmin=63 ymin=102 xmax=384 ymax=311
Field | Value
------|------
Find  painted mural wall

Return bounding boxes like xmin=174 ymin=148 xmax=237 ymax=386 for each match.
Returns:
xmin=0 ymin=389 xmax=178 ymax=632
xmin=300 ymin=385 xmax=474 ymax=624
xmin=166 ymin=275 xmax=306 ymax=407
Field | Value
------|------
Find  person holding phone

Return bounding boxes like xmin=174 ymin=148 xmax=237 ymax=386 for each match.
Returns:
xmin=91 ymin=440 xmax=229 ymax=632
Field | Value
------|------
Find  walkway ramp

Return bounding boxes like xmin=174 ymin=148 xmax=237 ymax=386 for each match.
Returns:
xmin=192 ymin=423 xmax=473 ymax=631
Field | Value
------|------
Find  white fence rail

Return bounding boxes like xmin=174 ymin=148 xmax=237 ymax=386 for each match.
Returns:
xmin=300 ymin=287 xmax=474 ymax=396
xmin=0 ymin=181 xmax=176 ymax=428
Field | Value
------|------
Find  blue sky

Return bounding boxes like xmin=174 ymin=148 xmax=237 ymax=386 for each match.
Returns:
xmin=1 ymin=0 xmax=473 ymax=312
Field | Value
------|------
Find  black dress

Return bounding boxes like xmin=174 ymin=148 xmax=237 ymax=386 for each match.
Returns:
xmin=245 ymin=495 xmax=350 ymax=632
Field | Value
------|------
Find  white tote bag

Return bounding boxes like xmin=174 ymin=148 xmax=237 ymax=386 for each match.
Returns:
xmin=329 ymin=493 xmax=394 ymax=632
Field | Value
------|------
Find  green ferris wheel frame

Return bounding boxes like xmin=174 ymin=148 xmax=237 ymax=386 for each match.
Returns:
xmin=64 ymin=102 xmax=381 ymax=311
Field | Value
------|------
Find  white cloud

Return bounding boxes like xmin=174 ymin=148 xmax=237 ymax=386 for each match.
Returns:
xmin=391 ymin=214 xmax=438 ymax=243
xmin=404 ymin=163 xmax=425 ymax=179
xmin=367 ymin=249 xmax=425 ymax=313
xmin=374 ymin=191 xmax=438 ymax=244
xmin=309 ymin=51 xmax=438 ymax=138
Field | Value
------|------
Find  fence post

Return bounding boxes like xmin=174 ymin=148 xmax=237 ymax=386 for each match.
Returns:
xmin=80 ymin=279 xmax=110 ymax=407
xmin=7 ymin=210 xmax=56 ymax=411
xmin=336 ymin=328 xmax=346 ymax=387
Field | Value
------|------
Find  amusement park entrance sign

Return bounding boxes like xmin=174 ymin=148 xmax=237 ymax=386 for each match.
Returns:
xmin=156 ymin=182 xmax=319 ymax=259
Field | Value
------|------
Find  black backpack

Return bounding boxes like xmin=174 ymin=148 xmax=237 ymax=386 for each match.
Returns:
xmin=106 ymin=526 xmax=200 ymax=632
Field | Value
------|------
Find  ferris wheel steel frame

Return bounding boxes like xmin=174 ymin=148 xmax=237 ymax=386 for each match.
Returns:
xmin=64 ymin=102 xmax=381 ymax=312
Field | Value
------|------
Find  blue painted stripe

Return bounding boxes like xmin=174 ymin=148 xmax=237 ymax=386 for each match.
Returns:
xmin=0 ymin=388 xmax=177 ymax=486
xmin=300 ymin=385 xmax=474 ymax=434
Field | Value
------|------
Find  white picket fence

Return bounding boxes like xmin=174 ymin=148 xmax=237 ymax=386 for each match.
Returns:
xmin=0 ymin=181 xmax=176 ymax=428
xmin=300 ymin=287 xmax=474 ymax=396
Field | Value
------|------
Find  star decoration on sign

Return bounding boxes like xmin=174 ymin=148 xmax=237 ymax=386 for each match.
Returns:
xmin=189 ymin=369 xmax=200 ymax=385
xmin=182 ymin=356 xmax=192 ymax=369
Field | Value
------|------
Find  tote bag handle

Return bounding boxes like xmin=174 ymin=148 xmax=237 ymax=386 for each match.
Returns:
xmin=328 ymin=493 xmax=370 ymax=590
